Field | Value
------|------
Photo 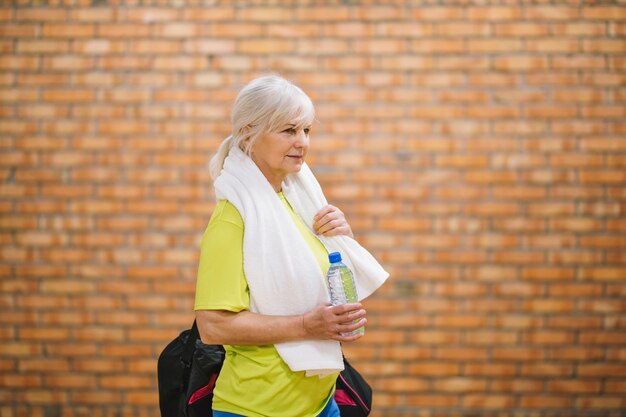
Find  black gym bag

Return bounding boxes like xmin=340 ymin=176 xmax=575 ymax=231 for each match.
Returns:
xmin=157 ymin=320 xmax=371 ymax=417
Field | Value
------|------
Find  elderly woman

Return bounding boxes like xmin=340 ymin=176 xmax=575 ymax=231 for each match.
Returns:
xmin=194 ymin=75 xmax=387 ymax=417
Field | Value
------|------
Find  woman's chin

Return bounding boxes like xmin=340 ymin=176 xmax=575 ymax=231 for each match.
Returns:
xmin=286 ymin=160 xmax=304 ymax=171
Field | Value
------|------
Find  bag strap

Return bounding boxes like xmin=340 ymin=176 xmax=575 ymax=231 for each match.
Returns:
xmin=181 ymin=319 xmax=200 ymax=392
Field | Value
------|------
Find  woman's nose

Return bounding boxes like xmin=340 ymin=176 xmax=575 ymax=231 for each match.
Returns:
xmin=294 ymin=130 xmax=309 ymax=147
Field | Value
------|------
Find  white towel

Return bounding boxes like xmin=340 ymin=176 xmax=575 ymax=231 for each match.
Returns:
xmin=214 ymin=147 xmax=389 ymax=377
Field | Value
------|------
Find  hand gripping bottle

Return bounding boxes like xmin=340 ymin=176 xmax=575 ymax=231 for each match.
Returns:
xmin=326 ymin=251 xmax=364 ymax=336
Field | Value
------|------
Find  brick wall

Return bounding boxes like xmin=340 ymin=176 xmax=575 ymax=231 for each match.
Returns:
xmin=1 ymin=1 xmax=625 ymax=416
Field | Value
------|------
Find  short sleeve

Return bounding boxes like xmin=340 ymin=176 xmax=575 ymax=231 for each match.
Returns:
xmin=194 ymin=200 xmax=249 ymax=312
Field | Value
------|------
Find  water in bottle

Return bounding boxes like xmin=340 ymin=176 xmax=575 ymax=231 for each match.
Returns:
xmin=326 ymin=251 xmax=364 ymax=336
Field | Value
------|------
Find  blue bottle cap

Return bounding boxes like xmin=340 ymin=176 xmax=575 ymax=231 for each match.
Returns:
xmin=328 ymin=252 xmax=342 ymax=263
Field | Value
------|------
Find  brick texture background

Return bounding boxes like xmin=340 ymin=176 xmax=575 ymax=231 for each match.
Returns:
xmin=1 ymin=1 xmax=625 ymax=416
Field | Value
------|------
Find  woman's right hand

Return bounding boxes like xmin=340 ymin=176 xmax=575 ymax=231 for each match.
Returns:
xmin=302 ymin=303 xmax=367 ymax=342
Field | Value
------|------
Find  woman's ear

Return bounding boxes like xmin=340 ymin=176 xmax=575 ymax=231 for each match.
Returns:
xmin=240 ymin=126 xmax=252 ymax=151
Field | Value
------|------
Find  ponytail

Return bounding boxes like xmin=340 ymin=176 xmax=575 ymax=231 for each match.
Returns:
xmin=209 ymin=134 xmax=235 ymax=180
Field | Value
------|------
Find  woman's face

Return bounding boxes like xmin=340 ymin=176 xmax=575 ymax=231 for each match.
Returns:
xmin=248 ymin=122 xmax=311 ymax=192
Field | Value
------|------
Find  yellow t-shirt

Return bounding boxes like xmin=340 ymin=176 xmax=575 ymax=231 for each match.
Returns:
xmin=194 ymin=193 xmax=335 ymax=417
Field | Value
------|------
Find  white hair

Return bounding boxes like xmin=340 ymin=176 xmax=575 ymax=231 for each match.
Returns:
xmin=209 ymin=75 xmax=315 ymax=180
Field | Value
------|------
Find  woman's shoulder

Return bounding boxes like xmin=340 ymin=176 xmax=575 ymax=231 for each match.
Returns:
xmin=210 ymin=199 xmax=243 ymax=229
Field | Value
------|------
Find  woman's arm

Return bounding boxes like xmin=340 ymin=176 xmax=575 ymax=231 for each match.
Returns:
xmin=196 ymin=302 xmax=366 ymax=346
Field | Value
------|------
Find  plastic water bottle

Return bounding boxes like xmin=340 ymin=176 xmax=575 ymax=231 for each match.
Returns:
xmin=326 ymin=251 xmax=364 ymax=336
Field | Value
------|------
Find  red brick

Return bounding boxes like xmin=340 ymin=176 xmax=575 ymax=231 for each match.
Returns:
xmin=436 ymin=347 xmax=488 ymax=361
xmin=526 ymin=6 xmax=579 ymax=20
xmin=46 ymin=343 xmax=97 ymax=357
xmin=75 ymin=39 xmax=125 ymax=54
xmin=493 ymin=56 xmax=549 ymax=71
xmin=125 ymin=8 xmax=179 ymax=22
xmin=492 ymin=251 xmax=545 ymax=264
xmin=127 ymin=39 xmax=180 ymax=55
xmin=520 ymin=396 xmax=572 ymax=408
xmin=15 ymin=8 xmax=68 ymax=21
xmin=578 ymin=364 xmax=626 ymax=377
xmin=100 ymin=376 xmax=152 ymax=389
xmin=467 ymin=7 xmax=522 ymax=21
xmin=376 ymin=377 xmax=429 ymax=393
xmin=41 ymin=90 xmax=95 ymax=103
xmin=579 ymin=267 xmax=626 ymax=281
xmin=556 ymin=22 xmax=608 ymax=37
xmin=125 ymin=390 xmax=159 ymax=405
xmin=550 ymin=347 xmax=604 ymax=361
xmin=578 ymin=161 xmax=625 ymax=177
xmin=42 ymin=24 xmax=95 ymax=38
xmin=548 ymin=284 xmax=603 ymax=297
xmin=0 ymin=374 xmax=42 ymax=388
xmin=40 ymin=280 xmax=94 ymax=294
xmin=0 ymin=24 xmax=38 ymax=37
xmin=153 ymin=23 xmax=202 ymax=38
xmin=610 ymin=23 xmax=626 ymax=36
xmin=552 ymin=217 xmax=604 ymax=232
xmin=182 ymin=8 xmax=235 ymax=21
xmin=17 ymin=40 xmax=70 ymax=54
xmin=0 ymin=57 xmax=40 ymax=73
xmin=523 ymin=299 xmax=574 ymax=313
xmin=493 ymin=347 xmax=544 ymax=361
xmin=605 ymin=380 xmax=626 ymax=393
xmin=465 ymin=363 xmax=517 ymax=377
xmin=0 ymin=342 xmax=42 ymax=357
xmin=409 ymin=363 xmax=460 ymax=377
xmin=465 ymin=331 xmax=518 ymax=345
xmin=0 ymin=9 xmax=12 ymax=20
xmin=491 ymin=379 xmax=544 ymax=393
xmin=153 ymin=56 xmax=208 ymax=71
xmin=462 ymin=395 xmax=515 ymax=408
xmin=97 ymin=23 xmax=151 ymax=37
xmin=407 ymin=395 xmax=459 ymax=408
xmin=294 ymin=7 xmax=350 ymax=21
xmin=580 ymin=331 xmax=626 ymax=345
xmin=548 ymin=379 xmax=600 ymax=393
xmin=101 ymin=344 xmax=152 ymax=358
xmin=16 ymin=390 xmax=68 ymax=404
xmin=36 ymin=182 xmax=89 ymax=199
xmin=493 ymin=283 xmax=543 ymax=298
xmin=522 ymin=363 xmax=574 ymax=377
xmin=19 ymin=328 xmax=69 ymax=341
xmin=15 ymin=231 xmax=68 ymax=246
xmin=578 ymin=300 xmax=623 ymax=313
xmin=208 ymin=23 xmax=264 ymax=39
xmin=126 ymin=328 xmax=186 ymax=342
xmin=409 ymin=329 xmax=461 ymax=345
xmin=437 ymin=56 xmax=490 ymax=71
xmin=522 ymin=331 xmax=575 ymax=345
xmin=18 ymin=359 xmax=69 ymax=372
xmin=72 ymin=391 xmax=122 ymax=404
xmin=576 ymin=396 xmax=626 ymax=409
xmin=71 ymin=8 xmax=116 ymax=21
xmin=583 ymin=72 xmax=626 ymax=86
xmin=582 ymin=7 xmax=626 ymax=20
xmin=236 ymin=7 xmax=292 ymax=21
xmin=433 ymin=315 xmax=486 ymax=328
xmin=100 ymin=56 xmax=151 ymax=70
xmin=495 ymin=22 xmax=549 ymax=36
xmin=435 ymin=378 xmax=487 ymax=392
xmin=45 ymin=375 xmax=96 ymax=388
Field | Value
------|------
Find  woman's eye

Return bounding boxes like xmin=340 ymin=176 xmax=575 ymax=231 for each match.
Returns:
xmin=283 ymin=128 xmax=296 ymax=134
xmin=304 ymin=128 xmax=310 ymax=135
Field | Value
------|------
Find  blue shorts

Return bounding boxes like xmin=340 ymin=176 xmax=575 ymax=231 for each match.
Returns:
xmin=213 ymin=396 xmax=340 ymax=417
